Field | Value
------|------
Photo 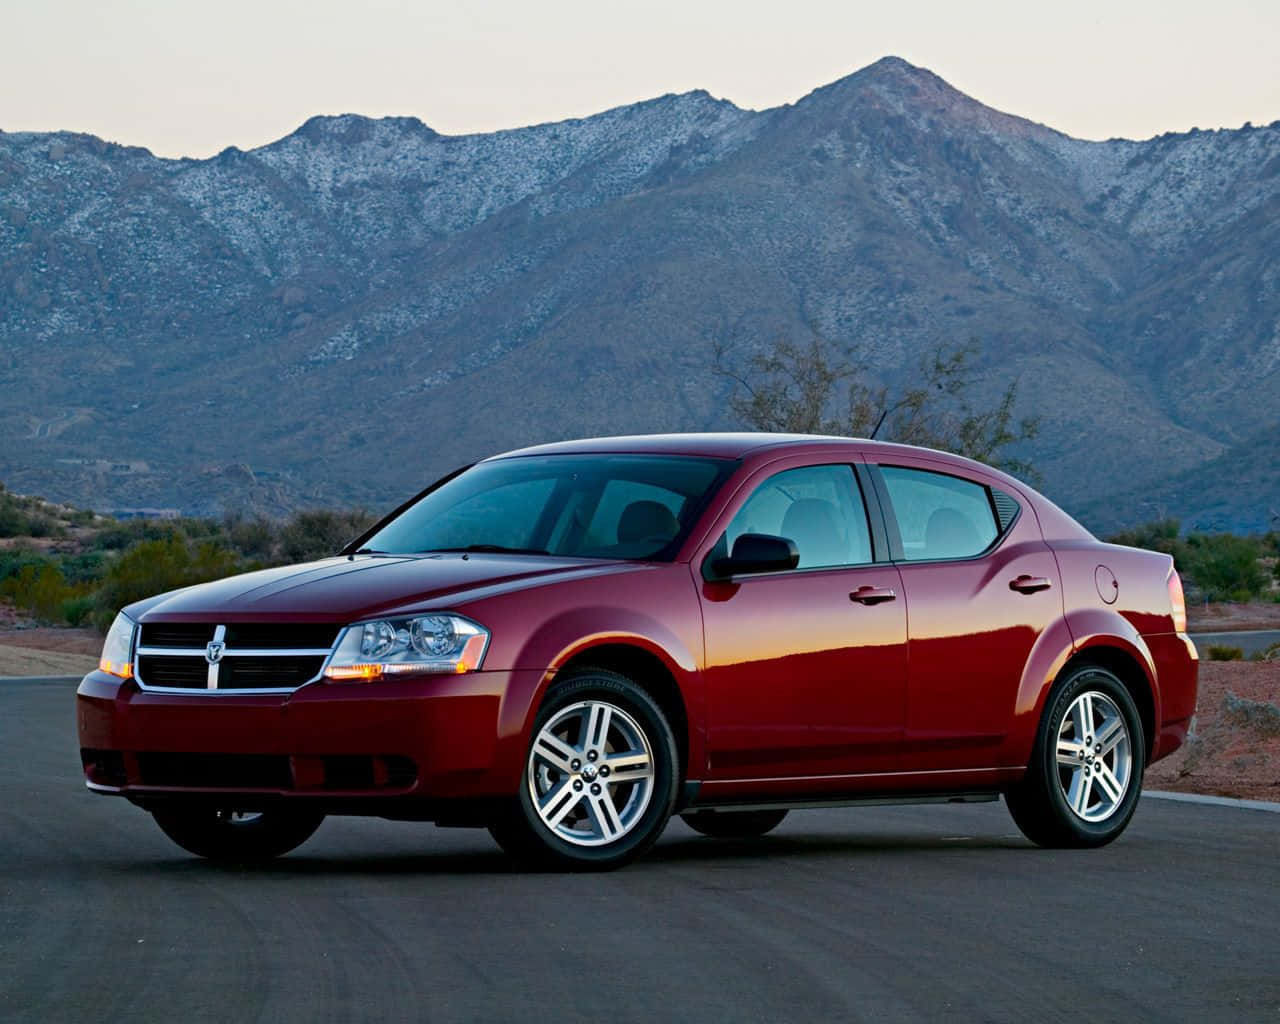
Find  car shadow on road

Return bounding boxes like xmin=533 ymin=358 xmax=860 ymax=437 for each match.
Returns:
xmin=104 ymin=830 xmax=1035 ymax=878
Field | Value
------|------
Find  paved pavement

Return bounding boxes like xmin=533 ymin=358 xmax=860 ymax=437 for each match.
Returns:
xmin=1190 ymin=630 xmax=1280 ymax=658
xmin=3 ymin=678 xmax=1278 ymax=1022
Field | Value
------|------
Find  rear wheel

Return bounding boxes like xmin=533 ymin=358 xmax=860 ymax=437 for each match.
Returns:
xmin=681 ymin=809 xmax=788 ymax=838
xmin=1006 ymin=664 xmax=1144 ymax=848
xmin=152 ymin=807 xmax=324 ymax=861
xmin=488 ymin=670 xmax=678 ymax=870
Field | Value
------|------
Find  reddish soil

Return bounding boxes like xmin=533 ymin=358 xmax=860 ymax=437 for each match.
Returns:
xmin=1147 ymin=661 xmax=1280 ymax=802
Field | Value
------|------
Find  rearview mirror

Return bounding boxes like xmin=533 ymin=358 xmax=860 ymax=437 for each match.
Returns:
xmin=708 ymin=533 xmax=799 ymax=580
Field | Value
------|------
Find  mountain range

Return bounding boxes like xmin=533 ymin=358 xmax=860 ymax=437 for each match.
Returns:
xmin=1 ymin=56 xmax=1277 ymax=532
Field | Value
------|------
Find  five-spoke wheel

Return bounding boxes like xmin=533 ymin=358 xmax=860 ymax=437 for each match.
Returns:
xmin=528 ymin=699 xmax=656 ymax=847
xmin=489 ymin=669 xmax=678 ymax=870
xmin=1007 ymin=664 xmax=1145 ymax=848
xmin=1054 ymin=690 xmax=1133 ymax=823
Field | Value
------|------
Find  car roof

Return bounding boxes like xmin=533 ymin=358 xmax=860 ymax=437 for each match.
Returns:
xmin=490 ymin=432 xmax=860 ymax=460
xmin=489 ymin=432 xmax=971 ymax=465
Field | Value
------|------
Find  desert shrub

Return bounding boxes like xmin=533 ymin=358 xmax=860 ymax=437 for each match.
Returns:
xmin=1 ymin=563 xmax=84 ymax=622
xmin=1181 ymin=534 xmax=1268 ymax=601
xmin=91 ymin=536 xmax=246 ymax=631
xmin=1205 ymin=644 xmax=1244 ymax=661
xmin=222 ymin=512 xmax=279 ymax=562
xmin=279 ymin=509 xmax=377 ymax=563
xmin=1107 ymin=519 xmax=1182 ymax=555
xmin=58 ymin=550 xmax=108 ymax=584
xmin=89 ymin=518 xmax=179 ymax=552
xmin=0 ymin=546 xmax=55 ymax=583
xmin=61 ymin=594 xmax=96 ymax=627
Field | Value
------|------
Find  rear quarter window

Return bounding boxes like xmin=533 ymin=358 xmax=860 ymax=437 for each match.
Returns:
xmin=880 ymin=466 xmax=1000 ymax=561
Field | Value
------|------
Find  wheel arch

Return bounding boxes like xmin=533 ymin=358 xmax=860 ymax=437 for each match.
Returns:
xmin=1057 ymin=645 xmax=1157 ymax=766
xmin=554 ymin=642 xmax=692 ymax=786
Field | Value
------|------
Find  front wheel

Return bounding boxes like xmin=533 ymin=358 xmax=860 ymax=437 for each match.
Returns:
xmin=488 ymin=670 xmax=678 ymax=870
xmin=1006 ymin=664 xmax=1145 ymax=848
xmin=152 ymin=807 xmax=324 ymax=861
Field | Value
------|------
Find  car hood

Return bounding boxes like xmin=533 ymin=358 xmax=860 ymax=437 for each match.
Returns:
xmin=126 ymin=553 xmax=644 ymax=623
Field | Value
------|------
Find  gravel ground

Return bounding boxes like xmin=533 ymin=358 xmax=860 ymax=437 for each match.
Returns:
xmin=1147 ymin=660 xmax=1280 ymax=802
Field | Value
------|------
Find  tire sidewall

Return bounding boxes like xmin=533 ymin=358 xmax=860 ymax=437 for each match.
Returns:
xmin=512 ymin=671 xmax=678 ymax=868
xmin=1039 ymin=666 xmax=1146 ymax=844
xmin=152 ymin=807 xmax=324 ymax=860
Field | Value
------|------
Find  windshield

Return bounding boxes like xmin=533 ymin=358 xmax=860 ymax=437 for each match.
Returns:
xmin=359 ymin=454 xmax=735 ymax=561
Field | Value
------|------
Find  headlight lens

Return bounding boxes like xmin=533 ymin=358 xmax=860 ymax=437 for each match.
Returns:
xmin=99 ymin=612 xmax=136 ymax=679
xmin=324 ymin=614 xmax=489 ymax=681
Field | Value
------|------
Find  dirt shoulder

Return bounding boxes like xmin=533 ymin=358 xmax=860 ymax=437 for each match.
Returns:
xmin=0 ymin=644 xmax=96 ymax=677
xmin=1188 ymin=601 xmax=1280 ymax=633
xmin=1146 ymin=660 xmax=1280 ymax=802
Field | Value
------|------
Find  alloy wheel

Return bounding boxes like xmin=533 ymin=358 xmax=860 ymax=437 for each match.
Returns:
xmin=527 ymin=699 xmax=655 ymax=847
xmin=1055 ymin=690 xmax=1132 ymax=823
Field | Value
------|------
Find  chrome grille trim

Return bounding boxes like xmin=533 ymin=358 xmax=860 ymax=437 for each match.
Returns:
xmin=133 ymin=623 xmax=338 ymax=695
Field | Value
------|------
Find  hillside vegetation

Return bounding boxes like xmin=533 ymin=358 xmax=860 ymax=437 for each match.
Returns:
xmin=0 ymin=484 xmax=374 ymax=631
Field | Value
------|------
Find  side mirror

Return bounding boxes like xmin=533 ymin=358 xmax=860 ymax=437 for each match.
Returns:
xmin=709 ymin=533 xmax=799 ymax=580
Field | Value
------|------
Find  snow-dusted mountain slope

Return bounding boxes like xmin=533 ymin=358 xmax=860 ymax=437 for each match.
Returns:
xmin=1 ymin=57 xmax=1276 ymax=530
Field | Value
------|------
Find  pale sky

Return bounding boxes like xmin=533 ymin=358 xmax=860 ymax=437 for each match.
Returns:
xmin=3 ymin=0 xmax=1278 ymax=159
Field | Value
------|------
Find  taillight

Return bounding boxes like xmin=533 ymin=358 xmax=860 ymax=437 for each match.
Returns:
xmin=1168 ymin=569 xmax=1187 ymax=633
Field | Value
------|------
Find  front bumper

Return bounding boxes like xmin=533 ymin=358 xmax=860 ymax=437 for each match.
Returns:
xmin=76 ymin=667 xmax=541 ymax=813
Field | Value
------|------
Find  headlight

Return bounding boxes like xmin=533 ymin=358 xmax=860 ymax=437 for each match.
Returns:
xmin=99 ymin=612 xmax=136 ymax=679
xmin=323 ymin=614 xmax=489 ymax=681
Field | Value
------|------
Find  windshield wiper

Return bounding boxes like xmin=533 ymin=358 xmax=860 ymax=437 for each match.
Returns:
xmin=350 ymin=547 xmax=387 ymax=555
xmin=422 ymin=544 xmax=551 ymax=556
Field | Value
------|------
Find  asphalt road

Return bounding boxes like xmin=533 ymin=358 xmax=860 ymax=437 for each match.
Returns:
xmin=3 ymin=679 xmax=1278 ymax=1023
xmin=1190 ymin=630 xmax=1280 ymax=658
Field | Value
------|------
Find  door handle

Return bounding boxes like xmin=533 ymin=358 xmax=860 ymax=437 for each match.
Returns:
xmin=850 ymin=586 xmax=897 ymax=605
xmin=1009 ymin=575 xmax=1053 ymax=594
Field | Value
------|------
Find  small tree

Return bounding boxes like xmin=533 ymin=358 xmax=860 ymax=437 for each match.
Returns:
xmin=715 ymin=335 xmax=1040 ymax=478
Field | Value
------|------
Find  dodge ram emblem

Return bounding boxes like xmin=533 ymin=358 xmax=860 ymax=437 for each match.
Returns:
xmin=205 ymin=641 xmax=225 ymax=664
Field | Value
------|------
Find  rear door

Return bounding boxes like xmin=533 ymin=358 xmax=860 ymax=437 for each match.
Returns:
xmin=866 ymin=458 xmax=1061 ymax=772
xmin=697 ymin=458 xmax=907 ymax=780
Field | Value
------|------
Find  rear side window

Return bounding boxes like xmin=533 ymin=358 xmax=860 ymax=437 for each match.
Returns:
xmin=722 ymin=464 xmax=873 ymax=569
xmin=880 ymin=466 xmax=999 ymax=561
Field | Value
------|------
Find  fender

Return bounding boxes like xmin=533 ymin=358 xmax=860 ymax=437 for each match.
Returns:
xmin=1002 ymin=615 xmax=1078 ymax=766
xmin=491 ymin=606 xmax=704 ymax=791
xmin=1064 ymin=607 xmax=1162 ymax=747
xmin=1004 ymin=608 xmax=1161 ymax=768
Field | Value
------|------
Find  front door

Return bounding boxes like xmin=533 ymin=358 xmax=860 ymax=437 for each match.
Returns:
xmin=698 ymin=462 xmax=907 ymax=781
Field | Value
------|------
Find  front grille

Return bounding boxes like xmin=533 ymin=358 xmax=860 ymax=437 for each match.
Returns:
xmin=137 ymin=655 xmax=209 ymax=689
xmin=225 ymin=624 xmax=341 ymax=649
xmin=141 ymin=623 xmax=215 ymax=647
xmin=219 ymin=656 xmax=327 ymax=690
xmin=137 ymin=753 xmax=293 ymax=789
xmin=134 ymin=621 xmax=338 ymax=692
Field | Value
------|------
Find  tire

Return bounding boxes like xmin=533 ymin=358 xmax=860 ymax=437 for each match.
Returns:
xmin=488 ymin=669 xmax=679 ymax=871
xmin=1006 ymin=664 xmax=1145 ymax=848
xmin=152 ymin=806 xmax=324 ymax=861
xmin=681 ymin=809 xmax=788 ymax=838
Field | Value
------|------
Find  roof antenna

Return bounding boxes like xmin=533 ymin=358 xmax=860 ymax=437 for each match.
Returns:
xmin=870 ymin=408 xmax=888 ymax=440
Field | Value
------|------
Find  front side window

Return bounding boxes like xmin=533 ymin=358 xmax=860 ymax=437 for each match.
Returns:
xmin=879 ymin=466 xmax=998 ymax=561
xmin=719 ymin=464 xmax=873 ymax=569
xmin=360 ymin=455 xmax=733 ymax=561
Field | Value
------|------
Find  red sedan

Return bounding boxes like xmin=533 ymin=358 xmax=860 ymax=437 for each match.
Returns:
xmin=78 ymin=434 xmax=1198 ymax=869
